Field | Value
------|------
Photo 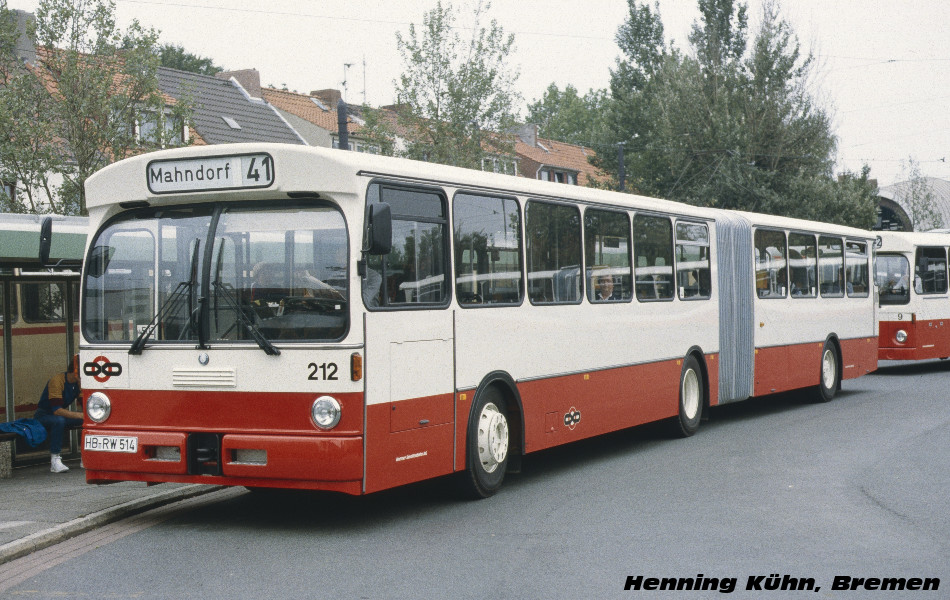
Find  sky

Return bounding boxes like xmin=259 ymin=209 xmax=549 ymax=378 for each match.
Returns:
xmin=9 ymin=0 xmax=950 ymax=187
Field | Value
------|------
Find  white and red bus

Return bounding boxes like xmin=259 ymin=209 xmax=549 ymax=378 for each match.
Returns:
xmin=875 ymin=230 xmax=950 ymax=361
xmin=76 ymin=144 xmax=877 ymax=497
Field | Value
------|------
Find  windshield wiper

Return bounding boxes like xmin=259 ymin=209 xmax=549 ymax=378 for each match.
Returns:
xmin=128 ymin=280 xmax=195 ymax=355
xmin=211 ymin=280 xmax=280 ymax=356
xmin=129 ymin=239 xmax=201 ymax=355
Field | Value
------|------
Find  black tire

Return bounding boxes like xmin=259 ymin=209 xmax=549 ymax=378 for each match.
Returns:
xmin=817 ymin=340 xmax=840 ymax=402
xmin=673 ymin=354 xmax=703 ymax=437
xmin=461 ymin=386 xmax=510 ymax=499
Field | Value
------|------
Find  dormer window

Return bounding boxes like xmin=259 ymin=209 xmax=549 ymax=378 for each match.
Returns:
xmin=539 ymin=168 xmax=578 ymax=185
xmin=332 ymin=137 xmax=380 ymax=154
xmin=136 ymin=109 xmax=188 ymax=148
xmin=481 ymin=157 xmax=518 ymax=176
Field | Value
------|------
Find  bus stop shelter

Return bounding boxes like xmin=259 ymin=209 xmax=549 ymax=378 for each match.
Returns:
xmin=1 ymin=214 xmax=87 ymax=468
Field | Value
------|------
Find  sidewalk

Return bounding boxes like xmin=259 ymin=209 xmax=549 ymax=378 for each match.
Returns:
xmin=0 ymin=455 xmax=218 ymax=564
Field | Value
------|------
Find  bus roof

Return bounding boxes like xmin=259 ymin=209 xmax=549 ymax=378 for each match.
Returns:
xmin=733 ymin=210 xmax=876 ymax=241
xmin=86 ymin=143 xmax=876 ymax=242
xmin=877 ymin=229 xmax=950 ymax=253
xmin=84 ymin=143 xmax=722 ymax=220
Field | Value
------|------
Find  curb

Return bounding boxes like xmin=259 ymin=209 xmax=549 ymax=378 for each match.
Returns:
xmin=0 ymin=484 xmax=221 ymax=565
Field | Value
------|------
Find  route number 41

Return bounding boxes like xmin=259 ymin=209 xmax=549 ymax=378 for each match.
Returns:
xmin=245 ymin=156 xmax=273 ymax=184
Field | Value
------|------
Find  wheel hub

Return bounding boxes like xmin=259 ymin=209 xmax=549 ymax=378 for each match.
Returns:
xmin=477 ymin=402 xmax=509 ymax=473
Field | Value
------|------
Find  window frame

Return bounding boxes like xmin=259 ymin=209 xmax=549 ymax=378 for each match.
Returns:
xmin=845 ymin=239 xmax=871 ymax=298
xmin=452 ymin=190 xmax=524 ymax=308
xmin=818 ymin=235 xmax=845 ymax=298
xmin=363 ymin=181 xmax=452 ymax=311
xmin=914 ymin=246 xmax=948 ymax=296
xmin=525 ymin=199 xmax=584 ymax=306
xmin=876 ymin=253 xmax=911 ymax=306
xmin=787 ymin=231 xmax=818 ymax=299
xmin=674 ymin=219 xmax=712 ymax=301
xmin=755 ymin=228 xmax=789 ymax=300
xmin=633 ymin=213 xmax=677 ymax=303
xmin=584 ymin=207 xmax=633 ymax=304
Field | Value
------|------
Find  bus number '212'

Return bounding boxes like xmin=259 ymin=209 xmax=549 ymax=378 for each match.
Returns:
xmin=308 ymin=362 xmax=338 ymax=381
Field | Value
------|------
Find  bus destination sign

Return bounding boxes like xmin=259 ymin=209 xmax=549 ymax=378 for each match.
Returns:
xmin=147 ymin=153 xmax=275 ymax=194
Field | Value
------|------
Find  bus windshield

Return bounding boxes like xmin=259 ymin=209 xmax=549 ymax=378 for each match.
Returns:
xmin=876 ymin=254 xmax=910 ymax=305
xmin=83 ymin=203 xmax=349 ymax=346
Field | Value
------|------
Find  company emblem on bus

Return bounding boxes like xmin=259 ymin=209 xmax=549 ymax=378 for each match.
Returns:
xmin=564 ymin=408 xmax=582 ymax=429
xmin=146 ymin=153 xmax=275 ymax=194
xmin=84 ymin=356 xmax=123 ymax=383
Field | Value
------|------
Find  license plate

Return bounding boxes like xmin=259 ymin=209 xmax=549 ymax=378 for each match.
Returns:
xmin=84 ymin=435 xmax=138 ymax=453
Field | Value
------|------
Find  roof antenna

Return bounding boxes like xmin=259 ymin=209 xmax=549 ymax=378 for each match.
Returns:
xmin=342 ymin=62 xmax=353 ymax=103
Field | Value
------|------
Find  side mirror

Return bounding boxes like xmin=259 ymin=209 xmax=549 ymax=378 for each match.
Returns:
xmin=86 ymin=245 xmax=114 ymax=278
xmin=39 ymin=216 xmax=53 ymax=265
xmin=363 ymin=202 xmax=392 ymax=256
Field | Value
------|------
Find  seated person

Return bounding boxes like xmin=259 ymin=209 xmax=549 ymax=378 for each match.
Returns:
xmin=35 ymin=354 xmax=83 ymax=473
xmin=593 ymin=274 xmax=620 ymax=301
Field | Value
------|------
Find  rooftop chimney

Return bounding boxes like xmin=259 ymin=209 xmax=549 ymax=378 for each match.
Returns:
xmin=311 ymin=89 xmax=342 ymax=108
xmin=217 ymin=69 xmax=262 ymax=99
xmin=514 ymin=124 xmax=539 ymax=147
xmin=10 ymin=10 xmax=36 ymax=64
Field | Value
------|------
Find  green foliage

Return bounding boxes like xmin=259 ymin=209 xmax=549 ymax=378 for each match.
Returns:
xmin=356 ymin=104 xmax=397 ymax=157
xmin=525 ymin=83 xmax=608 ymax=147
xmin=898 ymin=157 xmax=943 ymax=231
xmin=157 ymin=43 xmax=222 ymax=75
xmin=394 ymin=0 xmax=521 ymax=169
xmin=598 ymin=0 xmax=877 ymax=228
xmin=0 ymin=1 xmax=61 ymax=213
xmin=0 ymin=0 xmax=194 ymax=215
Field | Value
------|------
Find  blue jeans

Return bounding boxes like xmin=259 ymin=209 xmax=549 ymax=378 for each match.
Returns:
xmin=36 ymin=414 xmax=83 ymax=454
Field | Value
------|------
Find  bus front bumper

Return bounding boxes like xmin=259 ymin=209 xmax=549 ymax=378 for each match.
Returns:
xmin=82 ymin=430 xmax=364 ymax=494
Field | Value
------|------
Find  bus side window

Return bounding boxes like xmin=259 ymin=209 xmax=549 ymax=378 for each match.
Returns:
xmin=675 ymin=221 xmax=711 ymax=300
xmin=453 ymin=193 xmax=522 ymax=307
xmin=585 ymin=208 xmax=632 ymax=303
xmin=633 ymin=214 xmax=674 ymax=302
xmin=526 ymin=200 xmax=582 ymax=305
xmin=846 ymin=240 xmax=870 ymax=297
xmin=754 ymin=229 xmax=788 ymax=299
xmin=818 ymin=236 xmax=844 ymax=297
xmin=364 ymin=184 xmax=450 ymax=308
xmin=915 ymin=246 xmax=948 ymax=295
xmin=789 ymin=233 xmax=817 ymax=298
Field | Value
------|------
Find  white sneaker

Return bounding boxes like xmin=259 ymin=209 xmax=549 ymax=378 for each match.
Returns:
xmin=51 ymin=454 xmax=69 ymax=473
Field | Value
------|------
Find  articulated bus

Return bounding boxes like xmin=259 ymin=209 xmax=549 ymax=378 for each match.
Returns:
xmin=875 ymin=230 xmax=950 ymax=360
xmin=77 ymin=144 xmax=877 ymax=497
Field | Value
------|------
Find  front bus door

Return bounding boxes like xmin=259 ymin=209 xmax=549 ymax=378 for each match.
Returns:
xmin=361 ymin=182 xmax=456 ymax=493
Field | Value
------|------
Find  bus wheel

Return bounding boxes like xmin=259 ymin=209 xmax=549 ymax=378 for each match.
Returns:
xmin=818 ymin=341 xmax=840 ymax=402
xmin=462 ymin=387 xmax=510 ymax=499
xmin=673 ymin=355 xmax=703 ymax=437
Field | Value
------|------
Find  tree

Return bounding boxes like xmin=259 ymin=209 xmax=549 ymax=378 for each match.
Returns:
xmin=590 ymin=0 xmax=668 ymax=190
xmin=354 ymin=104 xmax=397 ymax=157
xmin=0 ymin=0 xmax=193 ymax=215
xmin=0 ymin=3 xmax=61 ymax=213
xmin=157 ymin=43 xmax=223 ymax=75
xmin=525 ymin=83 xmax=608 ymax=147
xmin=598 ymin=0 xmax=876 ymax=228
xmin=393 ymin=0 xmax=521 ymax=169
xmin=897 ymin=157 xmax=943 ymax=231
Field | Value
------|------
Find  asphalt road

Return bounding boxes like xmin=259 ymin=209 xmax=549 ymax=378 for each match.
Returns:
xmin=3 ymin=360 xmax=948 ymax=599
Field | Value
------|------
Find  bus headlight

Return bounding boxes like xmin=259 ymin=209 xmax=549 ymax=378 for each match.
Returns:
xmin=86 ymin=392 xmax=112 ymax=423
xmin=896 ymin=330 xmax=908 ymax=344
xmin=311 ymin=396 xmax=341 ymax=430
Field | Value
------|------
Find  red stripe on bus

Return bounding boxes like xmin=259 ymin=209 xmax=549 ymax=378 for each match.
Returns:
xmin=0 ymin=324 xmax=79 ymax=336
